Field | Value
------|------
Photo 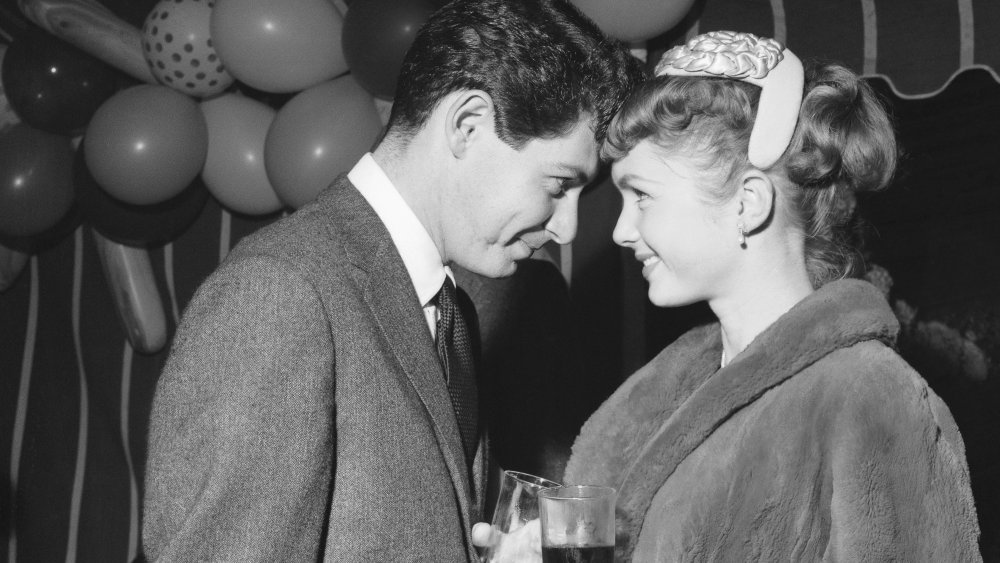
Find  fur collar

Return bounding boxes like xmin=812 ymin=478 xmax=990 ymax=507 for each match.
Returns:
xmin=564 ymin=279 xmax=899 ymax=558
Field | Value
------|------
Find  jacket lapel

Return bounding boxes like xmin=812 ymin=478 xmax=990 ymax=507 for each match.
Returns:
xmin=319 ymin=178 xmax=477 ymax=549
xmin=615 ymin=280 xmax=898 ymax=558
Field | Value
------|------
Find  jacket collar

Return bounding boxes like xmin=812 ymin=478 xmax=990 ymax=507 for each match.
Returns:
xmin=314 ymin=177 xmax=481 ymax=558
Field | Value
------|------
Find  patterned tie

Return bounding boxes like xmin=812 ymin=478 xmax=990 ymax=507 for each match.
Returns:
xmin=435 ymin=277 xmax=479 ymax=465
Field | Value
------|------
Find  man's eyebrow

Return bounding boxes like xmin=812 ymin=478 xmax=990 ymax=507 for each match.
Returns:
xmin=552 ymin=164 xmax=593 ymax=184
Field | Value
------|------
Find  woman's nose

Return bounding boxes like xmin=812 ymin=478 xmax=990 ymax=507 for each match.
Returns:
xmin=612 ymin=204 xmax=637 ymax=248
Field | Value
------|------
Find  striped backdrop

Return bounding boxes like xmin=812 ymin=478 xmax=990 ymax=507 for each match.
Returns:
xmin=2 ymin=0 xmax=999 ymax=561
xmin=1 ymin=201 xmax=281 ymax=563
xmin=678 ymin=0 xmax=1000 ymax=98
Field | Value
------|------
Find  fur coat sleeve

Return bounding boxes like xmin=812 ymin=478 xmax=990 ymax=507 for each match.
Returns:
xmin=564 ymin=280 xmax=981 ymax=562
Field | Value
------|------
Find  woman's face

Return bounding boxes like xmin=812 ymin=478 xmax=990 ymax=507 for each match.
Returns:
xmin=612 ymin=141 xmax=739 ymax=307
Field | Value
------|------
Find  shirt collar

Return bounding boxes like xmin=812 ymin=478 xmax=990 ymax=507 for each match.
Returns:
xmin=348 ymin=153 xmax=449 ymax=307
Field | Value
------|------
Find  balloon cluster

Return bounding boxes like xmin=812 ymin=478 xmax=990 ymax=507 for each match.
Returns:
xmin=0 ymin=0 xmax=447 ymax=246
xmin=0 ymin=0 xmax=696 ymax=350
xmin=0 ymin=0 xmax=447 ymax=353
xmin=0 ymin=0 xmax=699 ymax=241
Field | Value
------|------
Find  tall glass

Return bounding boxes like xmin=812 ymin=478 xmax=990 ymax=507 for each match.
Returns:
xmin=538 ymin=485 xmax=616 ymax=563
xmin=482 ymin=470 xmax=561 ymax=563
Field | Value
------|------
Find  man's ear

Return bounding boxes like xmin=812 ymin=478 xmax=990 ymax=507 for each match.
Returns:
xmin=445 ymin=90 xmax=493 ymax=158
xmin=737 ymin=170 xmax=776 ymax=234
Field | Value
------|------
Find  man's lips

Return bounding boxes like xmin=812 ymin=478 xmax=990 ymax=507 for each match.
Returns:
xmin=515 ymin=235 xmax=547 ymax=251
xmin=518 ymin=239 xmax=537 ymax=256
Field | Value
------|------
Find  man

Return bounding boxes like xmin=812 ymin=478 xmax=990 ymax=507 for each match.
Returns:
xmin=142 ymin=0 xmax=643 ymax=560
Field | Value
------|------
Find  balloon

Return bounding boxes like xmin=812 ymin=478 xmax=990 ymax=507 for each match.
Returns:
xmin=0 ymin=202 xmax=82 ymax=255
xmin=84 ymin=84 xmax=208 ymax=206
xmin=18 ymin=0 xmax=156 ymax=84
xmin=569 ymin=0 xmax=697 ymax=43
xmin=211 ymin=0 xmax=348 ymax=93
xmin=341 ymin=0 xmax=437 ymax=100
xmin=0 ymin=241 xmax=30 ymax=292
xmin=233 ymin=83 xmax=295 ymax=110
xmin=0 ymin=123 xmax=75 ymax=238
xmin=0 ymin=30 xmax=120 ymax=135
xmin=93 ymin=230 xmax=168 ymax=354
xmin=264 ymin=76 xmax=382 ymax=208
xmin=0 ymin=45 xmax=21 ymax=133
xmin=141 ymin=0 xmax=235 ymax=98
xmin=97 ymin=0 xmax=152 ymax=28
xmin=200 ymin=94 xmax=283 ymax=215
xmin=75 ymin=146 xmax=209 ymax=246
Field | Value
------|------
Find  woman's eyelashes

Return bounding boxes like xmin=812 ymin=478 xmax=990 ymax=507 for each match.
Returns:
xmin=631 ymin=187 xmax=651 ymax=206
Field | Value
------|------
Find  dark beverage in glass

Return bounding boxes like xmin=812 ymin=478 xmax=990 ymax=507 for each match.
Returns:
xmin=540 ymin=486 xmax=616 ymax=563
xmin=542 ymin=545 xmax=614 ymax=563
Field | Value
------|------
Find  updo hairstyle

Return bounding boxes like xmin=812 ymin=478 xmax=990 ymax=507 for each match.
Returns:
xmin=602 ymin=59 xmax=898 ymax=288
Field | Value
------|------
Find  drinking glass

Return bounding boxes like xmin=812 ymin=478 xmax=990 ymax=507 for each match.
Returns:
xmin=538 ymin=485 xmax=616 ymax=563
xmin=481 ymin=470 xmax=561 ymax=563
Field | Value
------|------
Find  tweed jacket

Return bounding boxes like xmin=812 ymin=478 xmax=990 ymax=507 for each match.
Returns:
xmin=564 ymin=279 xmax=981 ymax=562
xmin=143 ymin=176 xmax=489 ymax=562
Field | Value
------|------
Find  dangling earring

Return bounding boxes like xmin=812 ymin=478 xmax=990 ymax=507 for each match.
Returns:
xmin=737 ymin=222 xmax=746 ymax=247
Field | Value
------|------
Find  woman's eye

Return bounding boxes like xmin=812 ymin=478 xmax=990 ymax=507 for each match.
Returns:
xmin=635 ymin=190 xmax=650 ymax=203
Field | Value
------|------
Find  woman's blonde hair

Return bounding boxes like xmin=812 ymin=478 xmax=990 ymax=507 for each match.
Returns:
xmin=603 ymin=59 xmax=898 ymax=287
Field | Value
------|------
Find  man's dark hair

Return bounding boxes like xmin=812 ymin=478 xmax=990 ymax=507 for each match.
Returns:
xmin=385 ymin=0 xmax=645 ymax=149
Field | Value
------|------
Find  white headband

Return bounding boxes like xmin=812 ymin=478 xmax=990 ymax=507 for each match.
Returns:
xmin=654 ymin=31 xmax=804 ymax=169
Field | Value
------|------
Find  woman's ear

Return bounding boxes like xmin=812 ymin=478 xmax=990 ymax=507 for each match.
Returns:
xmin=445 ymin=90 xmax=493 ymax=159
xmin=737 ymin=170 xmax=776 ymax=235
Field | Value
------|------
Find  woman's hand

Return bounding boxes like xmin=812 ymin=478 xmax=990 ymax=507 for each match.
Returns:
xmin=472 ymin=519 xmax=542 ymax=562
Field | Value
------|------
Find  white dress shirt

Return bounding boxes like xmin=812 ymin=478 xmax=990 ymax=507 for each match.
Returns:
xmin=348 ymin=153 xmax=451 ymax=337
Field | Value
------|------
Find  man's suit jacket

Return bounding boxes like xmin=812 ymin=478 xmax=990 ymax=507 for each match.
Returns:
xmin=143 ymin=176 xmax=489 ymax=561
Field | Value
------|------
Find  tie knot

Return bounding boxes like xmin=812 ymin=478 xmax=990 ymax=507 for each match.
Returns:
xmin=436 ymin=277 xmax=458 ymax=331
xmin=437 ymin=276 xmax=456 ymax=306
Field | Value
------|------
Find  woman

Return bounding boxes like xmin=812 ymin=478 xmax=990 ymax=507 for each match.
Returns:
xmin=478 ymin=31 xmax=981 ymax=561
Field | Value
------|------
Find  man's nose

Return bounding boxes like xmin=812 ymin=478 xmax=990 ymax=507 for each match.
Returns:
xmin=545 ymin=193 xmax=579 ymax=245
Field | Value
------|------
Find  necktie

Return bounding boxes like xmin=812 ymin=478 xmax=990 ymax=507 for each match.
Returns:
xmin=435 ymin=277 xmax=479 ymax=464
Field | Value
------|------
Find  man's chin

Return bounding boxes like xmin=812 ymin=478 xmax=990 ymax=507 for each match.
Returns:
xmin=452 ymin=254 xmax=519 ymax=279
xmin=479 ymin=260 xmax=519 ymax=279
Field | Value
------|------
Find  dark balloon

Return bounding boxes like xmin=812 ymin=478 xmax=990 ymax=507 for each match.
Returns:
xmin=234 ymin=84 xmax=296 ymax=110
xmin=0 ymin=123 xmax=75 ymax=238
xmin=341 ymin=0 xmax=437 ymax=99
xmin=0 ymin=202 xmax=82 ymax=255
xmin=1 ymin=31 xmax=120 ymax=136
xmin=97 ymin=0 xmax=152 ymax=28
xmin=75 ymin=147 xmax=209 ymax=247
xmin=570 ymin=0 xmax=697 ymax=42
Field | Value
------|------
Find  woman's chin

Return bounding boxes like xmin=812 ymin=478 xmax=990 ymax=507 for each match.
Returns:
xmin=647 ymin=286 xmax=701 ymax=309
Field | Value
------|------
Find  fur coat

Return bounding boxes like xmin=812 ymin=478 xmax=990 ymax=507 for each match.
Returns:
xmin=564 ymin=279 xmax=981 ymax=561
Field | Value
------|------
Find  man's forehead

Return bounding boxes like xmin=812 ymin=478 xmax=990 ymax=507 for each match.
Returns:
xmin=539 ymin=120 xmax=599 ymax=156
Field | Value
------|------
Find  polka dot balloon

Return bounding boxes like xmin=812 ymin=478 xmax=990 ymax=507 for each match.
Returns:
xmin=142 ymin=0 xmax=235 ymax=98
